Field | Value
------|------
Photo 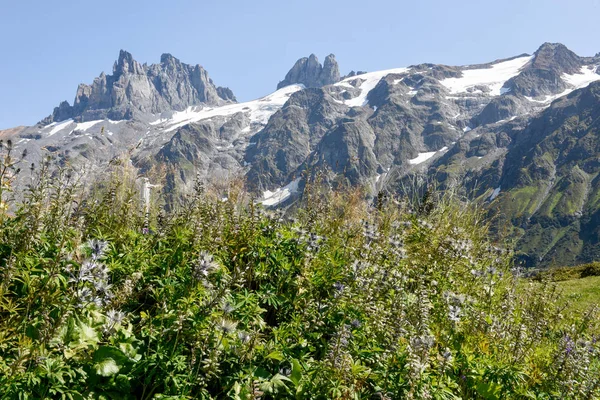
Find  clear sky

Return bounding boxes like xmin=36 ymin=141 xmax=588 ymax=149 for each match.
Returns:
xmin=1 ymin=0 xmax=599 ymax=129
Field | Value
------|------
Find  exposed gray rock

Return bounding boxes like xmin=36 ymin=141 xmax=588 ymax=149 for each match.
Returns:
xmin=305 ymin=118 xmax=379 ymax=186
xmin=245 ymin=88 xmax=347 ymax=190
xmin=473 ymin=96 xmax=527 ymax=126
xmin=343 ymin=71 xmax=367 ymax=79
xmin=504 ymin=43 xmax=582 ymax=98
xmin=530 ymin=42 xmax=582 ymax=75
xmin=42 ymin=50 xmax=235 ymax=124
xmin=277 ymin=54 xmax=341 ymax=89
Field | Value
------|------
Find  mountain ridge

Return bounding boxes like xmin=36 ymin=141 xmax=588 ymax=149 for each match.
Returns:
xmin=4 ymin=42 xmax=600 ymax=268
xmin=40 ymin=50 xmax=236 ymax=126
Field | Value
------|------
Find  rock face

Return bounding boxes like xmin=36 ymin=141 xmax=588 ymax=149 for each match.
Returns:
xmin=42 ymin=50 xmax=235 ymax=124
xmin=245 ymin=87 xmax=347 ymax=190
xmin=504 ymin=43 xmax=582 ymax=98
xmin=277 ymin=54 xmax=341 ymax=89
xmin=7 ymin=43 xmax=600 ymax=268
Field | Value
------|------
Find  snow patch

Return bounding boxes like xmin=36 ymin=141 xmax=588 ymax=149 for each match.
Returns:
xmin=525 ymin=65 xmax=600 ymax=106
xmin=409 ymin=151 xmax=437 ymax=165
xmin=489 ymin=187 xmax=501 ymax=201
xmin=408 ymin=146 xmax=450 ymax=165
xmin=261 ymin=178 xmax=301 ymax=207
xmin=47 ymin=119 xmax=74 ymax=136
xmin=563 ymin=65 xmax=600 ymax=88
xmin=75 ymin=120 xmax=102 ymax=131
xmin=335 ymin=68 xmax=410 ymax=107
xmin=440 ymin=56 xmax=532 ymax=96
xmin=156 ymin=85 xmax=304 ymax=133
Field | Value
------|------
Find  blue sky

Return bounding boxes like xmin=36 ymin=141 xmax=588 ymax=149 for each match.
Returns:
xmin=1 ymin=0 xmax=599 ymax=129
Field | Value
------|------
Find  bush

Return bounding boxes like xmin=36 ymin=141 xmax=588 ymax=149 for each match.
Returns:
xmin=0 ymin=157 xmax=599 ymax=399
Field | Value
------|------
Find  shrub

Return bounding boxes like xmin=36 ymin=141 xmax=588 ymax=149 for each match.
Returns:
xmin=0 ymin=156 xmax=599 ymax=399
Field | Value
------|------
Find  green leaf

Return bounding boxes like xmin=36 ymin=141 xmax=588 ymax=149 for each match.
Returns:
xmin=266 ymin=351 xmax=284 ymax=361
xmin=475 ymin=381 xmax=503 ymax=400
xmin=95 ymin=358 xmax=120 ymax=377
xmin=93 ymin=346 xmax=129 ymax=377
xmin=290 ymin=359 xmax=303 ymax=386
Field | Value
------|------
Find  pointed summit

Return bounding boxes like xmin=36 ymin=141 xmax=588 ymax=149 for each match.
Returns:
xmin=44 ymin=50 xmax=235 ymax=124
xmin=160 ymin=53 xmax=179 ymax=64
xmin=322 ymin=54 xmax=341 ymax=86
xmin=113 ymin=49 xmax=143 ymax=75
xmin=277 ymin=53 xmax=341 ymax=89
xmin=531 ymin=42 xmax=581 ymax=74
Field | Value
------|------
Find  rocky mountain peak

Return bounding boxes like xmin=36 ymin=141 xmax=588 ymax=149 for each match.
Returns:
xmin=43 ymin=50 xmax=236 ymax=124
xmin=113 ymin=49 xmax=143 ymax=75
xmin=502 ymin=43 xmax=583 ymax=98
xmin=322 ymin=54 xmax=341 ymax=86
xmin=531 ymin=42 xmax=581 ymax=74
xmin=160 ymin=53 xmax=178 ymax=64
xmin=277 ymin=53 xmax=341 ymax=89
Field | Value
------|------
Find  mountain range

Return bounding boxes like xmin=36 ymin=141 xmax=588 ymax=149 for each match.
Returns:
xmin=2 ymin=42 xmax=600 ymax=268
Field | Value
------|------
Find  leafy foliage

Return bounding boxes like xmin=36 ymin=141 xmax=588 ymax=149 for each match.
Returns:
xmin=0 ymin=157 xmax=599 ymax=399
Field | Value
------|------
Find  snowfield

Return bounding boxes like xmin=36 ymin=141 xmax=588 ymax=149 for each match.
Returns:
xmin=152 ymin=85 xmax=305 ymax=133
xmin=408 ymin=146 xmax=449 ymax=165
xmin=335 ymin=68 xmax=410 ymax=107
xmin=260 ymin=178 xmax=301 ymax=207
xmin=526 ymin=65 xmax=600 ymax=106
xmin=440 ymin=56 xmax=533 ymax=96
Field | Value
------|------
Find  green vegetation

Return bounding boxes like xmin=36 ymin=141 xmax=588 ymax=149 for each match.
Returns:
xmin=531 ymin=261 xmax=600 ymax=282
xmin=0 ymin=148 xmax=600 ymax=399
xmin=557 ymin=276 xmax=600 ymax=313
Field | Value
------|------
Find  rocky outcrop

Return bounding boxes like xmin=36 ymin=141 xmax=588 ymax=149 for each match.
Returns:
xmin=43 ymin=50 xmax=236 ymax=124
xmin=277 ymin=54 xmax=341 ymax=89
xmin=530 ymin=42 xmax=582 ymax=75
xmin=245 ymin=88 xmax=347 ymax=190
xmin=305 ymin=118 xmax=379 ymax=185
xmin=504 ymin=43 xmax=582 ymax=98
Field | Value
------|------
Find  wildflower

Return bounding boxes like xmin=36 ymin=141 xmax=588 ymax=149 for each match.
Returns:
xmin=221 ymin=302 xmax=235 ymax=314
xmin=442 ymin=348 xmax=452 ymax=362
xmin=388 ymin=235 xmax=403 ymax=248
xmin=448 ymin=305 xmax=461 ymax=322
xmin=333 ymin=281 xmax=345 ymax=297
xmin=218 ymin=319 xmax=238 ymax=334
xmin=350 ymin=319 xmax=361 ymax=328
xmin=75 ymin=287 xmax=92 ymax=306
xmin=87 ymin=239 xmax=108 ymax=260
xmin=193 ymin=251 xmax=219 ymax=281
xmin=470 ymin=269 xmax=483 ymax=278
xmin=106 ymin=309 xmax=126 ymax=326
xmin=238 ymin=331 xmax=251 ymax=343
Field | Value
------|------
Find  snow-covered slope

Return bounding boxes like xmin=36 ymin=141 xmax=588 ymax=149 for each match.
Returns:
xmin=441 ymin=55 xmax=532 ymax=96
xmin=151 ymin=84 xmax=305 ymax=133
xmin=335 ymin=68 xmax=410 ymax=106
xmin=526 ymin=64 xmax=600 ymax=105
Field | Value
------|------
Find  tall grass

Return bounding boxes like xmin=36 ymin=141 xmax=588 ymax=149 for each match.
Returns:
xmin=0 ymin=152 xmax=599 ymax=399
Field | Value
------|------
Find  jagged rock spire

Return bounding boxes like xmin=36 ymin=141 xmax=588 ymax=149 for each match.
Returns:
xmin=277 ymin=53 xmax=341 ymax=89
xmin=44 ymin=50 xmax=236 ymax=124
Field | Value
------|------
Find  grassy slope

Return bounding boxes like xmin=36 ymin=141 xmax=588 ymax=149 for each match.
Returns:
xmin=558 ymin=276 xmax=600 ymax=312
